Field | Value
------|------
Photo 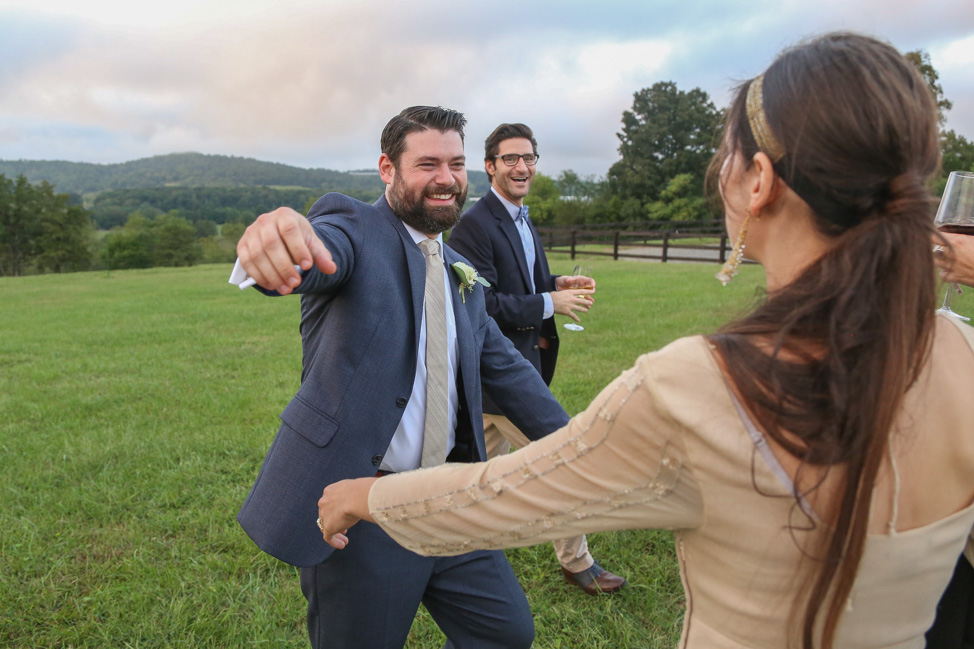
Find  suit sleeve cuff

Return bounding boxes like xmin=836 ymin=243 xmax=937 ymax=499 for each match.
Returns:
xmin=542 ymin=292 xmax=554 ymax=320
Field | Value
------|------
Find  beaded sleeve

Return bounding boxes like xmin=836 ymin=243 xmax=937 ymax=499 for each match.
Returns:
xmin=368 ymin=349 xmax=706 ymax=556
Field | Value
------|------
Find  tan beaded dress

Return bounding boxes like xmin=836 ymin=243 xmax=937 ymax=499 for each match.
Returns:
xmin=369 ymin=313 xmax=974 ymax=648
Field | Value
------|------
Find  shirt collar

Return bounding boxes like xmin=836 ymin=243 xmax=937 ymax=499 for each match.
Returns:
xmin=490 ymin=186 xmax=522 ymax=221
xmin=401 ymin=220 xmax=444 ymax=248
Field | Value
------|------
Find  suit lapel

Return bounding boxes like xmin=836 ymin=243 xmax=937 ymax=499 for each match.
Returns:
xmin=442 ymin=246 xmax=475 ymax=391
xmin=374 ymin=195 xmax=426 ymax=349
xmin=485 ymin=192 xmax=533 ymax=293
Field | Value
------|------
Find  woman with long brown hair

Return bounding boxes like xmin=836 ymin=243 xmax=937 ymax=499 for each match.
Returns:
xmin=315 ymin=33 xmax=974 ymax=648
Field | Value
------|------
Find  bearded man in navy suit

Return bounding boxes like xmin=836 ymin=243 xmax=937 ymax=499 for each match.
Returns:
xmin=233 ymin=107 xmax=569 ymax=649
xmin=445 ymin=123 xmax=626 ymax=595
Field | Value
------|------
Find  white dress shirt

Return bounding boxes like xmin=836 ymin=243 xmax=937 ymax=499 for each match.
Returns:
xmin=489 ymin=187 xmax=554 ymax=319
xmin=380 ymin=224 xmax=460 ymax=472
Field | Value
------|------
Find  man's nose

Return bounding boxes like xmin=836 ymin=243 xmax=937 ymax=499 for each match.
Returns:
xmin=434 ymin=164 xmax=455 ymax=186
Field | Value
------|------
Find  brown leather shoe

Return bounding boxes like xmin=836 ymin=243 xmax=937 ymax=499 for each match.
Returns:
xmin=561 ymin=562 xmax=627 ymax=595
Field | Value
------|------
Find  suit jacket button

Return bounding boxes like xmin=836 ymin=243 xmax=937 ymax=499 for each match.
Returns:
xmin=533 ymin=345 xmax=540 ymax=350
xmin=372 ymin=455 xmax=382 ymax=466
xmin=396 ymin=397 xmax=407 ymax=408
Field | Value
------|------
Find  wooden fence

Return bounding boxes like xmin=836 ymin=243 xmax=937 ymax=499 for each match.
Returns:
xmin=536 ymin=220 xmax=742 ymax=264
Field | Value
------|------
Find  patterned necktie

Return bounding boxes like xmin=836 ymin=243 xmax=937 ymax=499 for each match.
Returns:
xmin=517 ymin=205 xmax=529 ymax=225
xmin=419 ymin=239 xmax=449 ymax=467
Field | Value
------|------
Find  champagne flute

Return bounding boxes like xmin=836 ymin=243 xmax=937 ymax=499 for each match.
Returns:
xmin=934 ymin=171 xmax=974 ymax=321
xmin=563 ymin=265 xmax=592 ymax=331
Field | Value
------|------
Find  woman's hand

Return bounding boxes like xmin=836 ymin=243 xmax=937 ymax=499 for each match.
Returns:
xmin=316 ymin=477 xmax=378 ymax=549
xmin=936 ymin=233 xmax=974 ymax=288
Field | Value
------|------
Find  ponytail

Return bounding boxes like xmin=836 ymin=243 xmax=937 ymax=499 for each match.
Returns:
xmin=707 ymin=33 xmax=941 ymax=649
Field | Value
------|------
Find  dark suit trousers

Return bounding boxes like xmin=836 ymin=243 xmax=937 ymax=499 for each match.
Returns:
xmin=300 ymin=521 xmax=534 ymax=649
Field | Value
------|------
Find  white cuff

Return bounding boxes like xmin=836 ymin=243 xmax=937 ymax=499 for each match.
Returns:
xmin=228 ymin=258 xmax=301 ymax=290
xmin=542 ymin=292 xmax=554 ymax=320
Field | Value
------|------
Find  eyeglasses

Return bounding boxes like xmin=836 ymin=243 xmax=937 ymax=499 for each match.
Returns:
xmin=494 ymin=153 xmax=539 ymax=167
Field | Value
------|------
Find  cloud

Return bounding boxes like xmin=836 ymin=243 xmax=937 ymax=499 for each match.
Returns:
xmin=932 ymin=33 xmax=974 ymax=138
xmin=0 ymin=5 xmax=678 ymax=173
xmin=0 ymin=0 xmax=973 ymax=176
xmin=939 ymin=34 xmax=974 ymax=66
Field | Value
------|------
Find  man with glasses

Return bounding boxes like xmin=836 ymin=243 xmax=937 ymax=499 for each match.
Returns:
xmin=447 ymin=123 xmax=627 ymax=595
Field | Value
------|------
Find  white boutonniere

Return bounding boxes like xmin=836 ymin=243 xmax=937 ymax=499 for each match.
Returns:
xmin=451 ymin=262 xmax=490 ymax=303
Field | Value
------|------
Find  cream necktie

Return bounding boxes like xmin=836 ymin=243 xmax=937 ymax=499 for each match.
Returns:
xmin=419 ymin=239 xmax=449 ymax=467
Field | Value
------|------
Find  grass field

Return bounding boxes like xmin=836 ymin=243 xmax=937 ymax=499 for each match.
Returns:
xmin=2 ymin=258 xmax=966 ymax=648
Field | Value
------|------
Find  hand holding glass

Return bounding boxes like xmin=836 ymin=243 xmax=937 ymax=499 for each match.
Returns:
xmin=563 ymin=265 xmax=594 ymax=331
xmin=934 ymin=171 xmax=974 ymax=321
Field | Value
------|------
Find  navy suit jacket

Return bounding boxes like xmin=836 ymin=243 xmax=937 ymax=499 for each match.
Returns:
xmin=447 ymin=191 xmax=560 ymax=414
xmin=237 ymin=193 xmax=569 ymax=567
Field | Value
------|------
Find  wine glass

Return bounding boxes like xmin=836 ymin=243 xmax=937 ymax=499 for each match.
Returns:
xmin=934 ymin=171 xmax=974 ymax=321
xmin=563 ymin=265 xmax=593 ymax=331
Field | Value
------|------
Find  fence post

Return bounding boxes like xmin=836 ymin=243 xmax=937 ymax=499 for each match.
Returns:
xmin=570 ymin=230 xmax=577 ymax=260
xmin=719 ymin=234 xmax=727 ymax=263
xmin=662 ymin=231 xmax=670 ymax=263
xmin=613 ymin=231 xmax=619 ymax=260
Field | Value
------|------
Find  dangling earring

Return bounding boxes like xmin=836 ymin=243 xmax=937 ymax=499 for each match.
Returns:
xmin=715 ymin=211 xmax=752 ymax=286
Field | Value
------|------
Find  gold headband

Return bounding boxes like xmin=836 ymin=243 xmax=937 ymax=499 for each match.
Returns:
xmin=746 ymin=75 xmax=784 ymax=162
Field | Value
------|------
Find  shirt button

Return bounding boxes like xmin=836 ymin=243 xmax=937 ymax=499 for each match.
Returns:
xmin=396 ymin=397 xmax=407 ymax=408
xmin=371 ymin=455 xmax=382 ymax=466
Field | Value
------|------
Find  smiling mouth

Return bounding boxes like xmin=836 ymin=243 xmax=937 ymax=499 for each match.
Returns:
xmin=427 ymin=193 xmax=455 ymax=201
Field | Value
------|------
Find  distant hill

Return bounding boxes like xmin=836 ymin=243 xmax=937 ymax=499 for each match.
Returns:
xmin=0 ymin=152 xmax=384 ymax=196
xmin=0 ymin=151 xmax=491 ymax=197
xmin=0 ymin=152 xmax=491 ymax=230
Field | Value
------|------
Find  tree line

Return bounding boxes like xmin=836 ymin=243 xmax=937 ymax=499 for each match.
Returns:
xmin=0 ymin=176 xmax=92 ymax=276
xmin=0 ymin=173 xmax=490 ymax=276
xmin=0 ymin=182 xmax=245 ymax=276
xmin=89 ymin=186 xmax=326 ymax=230
xmin=2 ymin=49 xmax=972 ymax=276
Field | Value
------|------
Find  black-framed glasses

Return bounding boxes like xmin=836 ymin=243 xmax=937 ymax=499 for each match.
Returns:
xmin=494 ymin=153 xmax=539 ymax=166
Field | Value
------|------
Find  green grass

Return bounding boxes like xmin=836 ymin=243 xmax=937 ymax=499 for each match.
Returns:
xmin=7 ymin=256 xmax=941 ymax=648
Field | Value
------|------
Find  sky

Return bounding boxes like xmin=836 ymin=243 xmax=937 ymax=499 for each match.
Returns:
xmin=1 ymin=0 xmax=973 ymax=178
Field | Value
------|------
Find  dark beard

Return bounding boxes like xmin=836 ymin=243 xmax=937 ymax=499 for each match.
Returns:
xmin=389 ymin=176 xmax=467 ymax=235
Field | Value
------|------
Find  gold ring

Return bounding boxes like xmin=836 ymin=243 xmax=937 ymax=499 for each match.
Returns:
xmin=316 ymin=516 xmax=325 ymax=532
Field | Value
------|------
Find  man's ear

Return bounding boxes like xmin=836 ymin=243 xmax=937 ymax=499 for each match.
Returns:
xmin=748 ymin=151 xmax=779 ymax=215
xmin=484 ymin=159 xmax=496 ymax=180
xmin=379 ymin=153 xmax=396 ymax=185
